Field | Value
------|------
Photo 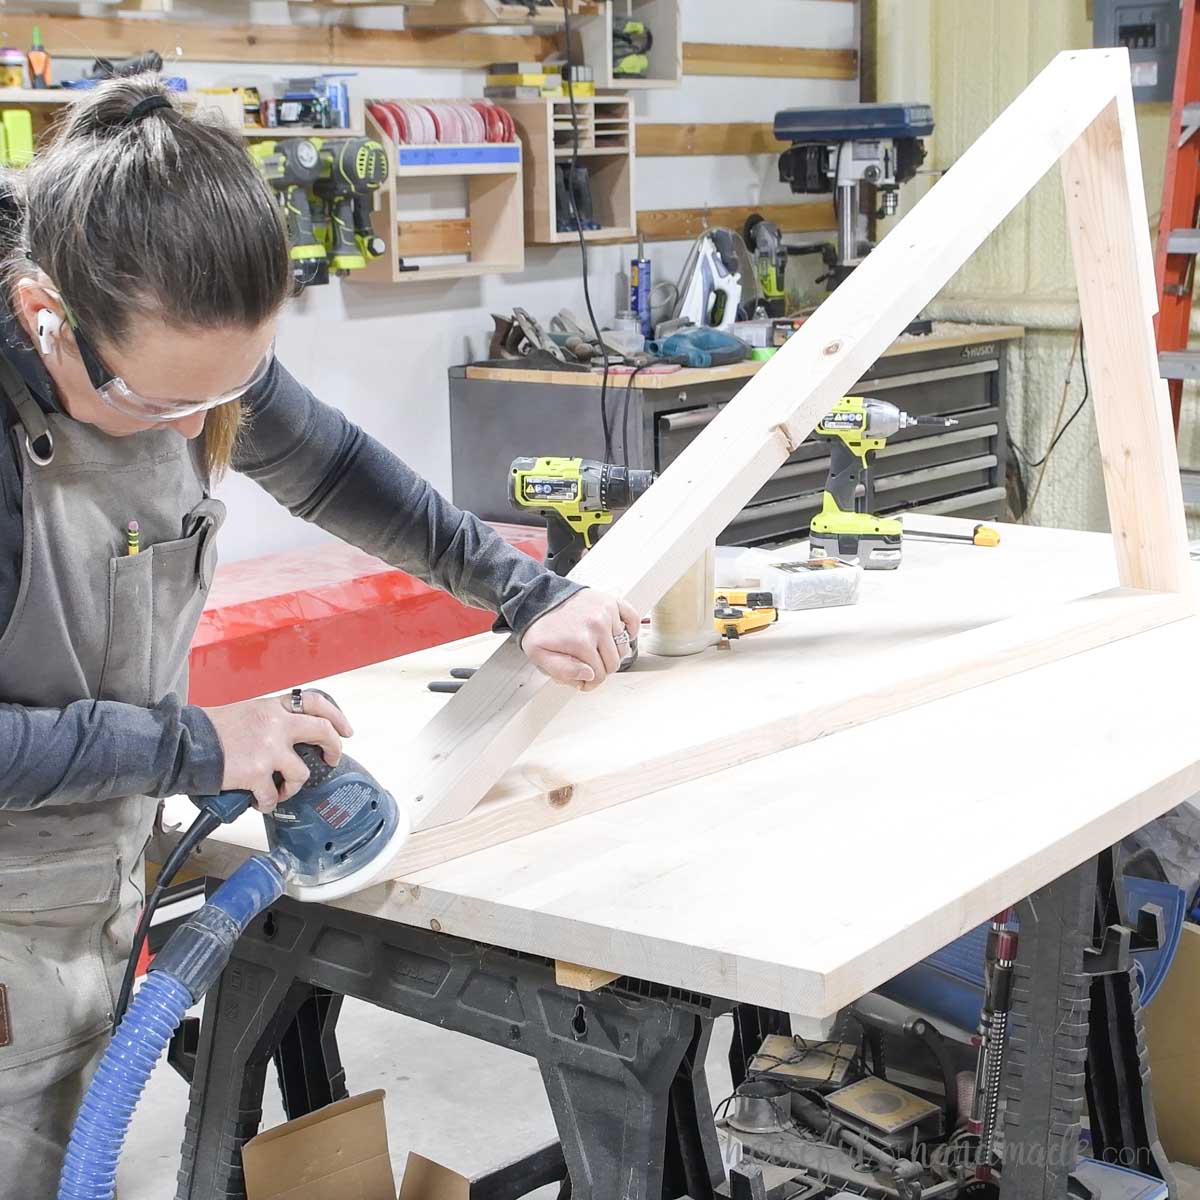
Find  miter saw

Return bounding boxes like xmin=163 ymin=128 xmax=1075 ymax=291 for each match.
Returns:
xmin=774 ymin=102 xmax=934 ymax=289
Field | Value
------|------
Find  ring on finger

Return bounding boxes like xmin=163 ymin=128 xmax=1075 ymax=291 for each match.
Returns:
xmin=613 ymin=629 xmax=631 ymax=647
xmin=290 ymin=687 xmax=305 ymax=714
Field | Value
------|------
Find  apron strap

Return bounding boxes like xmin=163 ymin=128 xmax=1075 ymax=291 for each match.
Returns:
xmin=0 ymin=351 xmax=53 ymax=466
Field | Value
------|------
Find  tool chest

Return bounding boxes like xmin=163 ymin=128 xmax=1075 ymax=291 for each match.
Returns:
xmin=449 ymin=329 xmax=1014 ymax=546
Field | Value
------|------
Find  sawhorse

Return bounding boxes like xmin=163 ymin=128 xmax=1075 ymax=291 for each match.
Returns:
xmin=171 ymin=895 xmax=732 ymax=1200
xmin=170 ymin=851 xmax=1176 ymax=1200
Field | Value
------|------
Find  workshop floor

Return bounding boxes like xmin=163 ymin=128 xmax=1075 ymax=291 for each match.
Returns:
xmin=120 ymin=998 xmax=739 ymax=1198
xmin=120 ymin=1003 xmax=1200 ymax=1199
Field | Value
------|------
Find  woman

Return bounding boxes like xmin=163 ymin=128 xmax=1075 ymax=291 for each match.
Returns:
xmin=0 ymin=75 xmax=638 ymax=1193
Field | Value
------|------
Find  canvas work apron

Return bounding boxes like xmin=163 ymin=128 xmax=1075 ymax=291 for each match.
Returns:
xmin=0 ymin=362 xmax=223 ymax=1198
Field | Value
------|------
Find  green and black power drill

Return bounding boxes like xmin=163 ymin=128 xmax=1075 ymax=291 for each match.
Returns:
xmin=312 ymin=137 xmax=389 ymax=275
xmin=510 ymin=457 xmax=655 ymax=671
xmin=612 ymin=17 xmax=652 ymax=78
xmin=811 ymin=396 xmax=957 ymax=570
xmin=744 ymin=213 xmax=789 ymax=318
xmin=249 ymin=139 xmax=329 ymax=290
xmin=509 ymin=456 xmax=655 ymax=575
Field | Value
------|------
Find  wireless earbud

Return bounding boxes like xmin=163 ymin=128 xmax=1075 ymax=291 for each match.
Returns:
xmin=35 ymin=308 xmax=63 ymax=357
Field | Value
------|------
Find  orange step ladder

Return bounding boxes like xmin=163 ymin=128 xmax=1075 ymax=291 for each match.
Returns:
xmin=1155 ymin=0 xmax=1200 ymax=451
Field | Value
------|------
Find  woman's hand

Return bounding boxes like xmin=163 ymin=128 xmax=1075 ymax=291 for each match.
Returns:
xmin=202 ymin=691 xmax=354 ymax=813
xmin=521 ymin=589 xmax=641 ymax=692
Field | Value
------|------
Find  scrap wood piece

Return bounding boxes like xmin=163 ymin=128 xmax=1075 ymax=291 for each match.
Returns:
xmin=400 ymin=49 xmax=1190 ymax=844
xmin=555 ymin=961 xmax=620 ymax=991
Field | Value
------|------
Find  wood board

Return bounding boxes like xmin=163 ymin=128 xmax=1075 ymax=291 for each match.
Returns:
xmin=400 ymin=49 xmax=1191 ymax=842
xmin=173 ymin=537 xmax=1200 ymax=1015
xmin=0 ymin=13 xmax=557 ymax=70
xmin=172 ymin=522 xmax=1175 ymax=877
xmin=635 ymin=201 xmax=836 ymax=242
xmin=681 ymin=43 xmax=857 ymax=81
xmin=636 ymin=122 xmax=786 ymax=157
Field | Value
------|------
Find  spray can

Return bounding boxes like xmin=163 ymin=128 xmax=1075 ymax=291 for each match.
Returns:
xmin=630 ymin=233 xmax=652 ymax=337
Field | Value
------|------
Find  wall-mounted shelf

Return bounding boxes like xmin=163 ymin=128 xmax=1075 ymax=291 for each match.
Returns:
xmin=405 ymin=0 xmax=601 ymax=28
xmin=239 ymin=92 xmax=366 ymax=139
xmin=240 ymin=126 xmax=365 ymax=139
xmin=507 ymin=96 xmax=634 ymax=243
xmin=573 ymin=0 xmax=682 ymax=90
xmin=353 ymin=108 xmax=525 ymax=284
xmin=0 ymin=87 xmax=245 ymax=144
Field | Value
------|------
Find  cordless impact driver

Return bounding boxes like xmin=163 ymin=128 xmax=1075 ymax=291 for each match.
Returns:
xmin=811 ymin=396 xmax=956 ymax=569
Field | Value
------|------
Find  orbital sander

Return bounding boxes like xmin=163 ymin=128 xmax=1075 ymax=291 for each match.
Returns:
xmin=64 ymin=694 xmax=408 ymax=1200
xmin=113 ymin=692 xmax=405 ymax=1027
xmin=259 ymin=741 xmax=407 ymax=901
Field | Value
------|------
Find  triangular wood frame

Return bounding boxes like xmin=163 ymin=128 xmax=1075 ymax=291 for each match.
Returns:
xmin=392 ymin=50 xmax=1195 ymax=860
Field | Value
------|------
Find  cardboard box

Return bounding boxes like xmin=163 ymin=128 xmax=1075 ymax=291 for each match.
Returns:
xmin=397 ymin=1154 xmax=471 ymax=1200
xmin=1147 ymin=923 xmax=1200 ymax=1167
xmin=396 ymin=1142 xmax=565 ymax=1200
xmin=243 ymin=1090 xmax=398 ymax=1200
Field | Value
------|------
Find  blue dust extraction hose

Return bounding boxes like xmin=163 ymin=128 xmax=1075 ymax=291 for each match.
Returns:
xmin=56 ymin=849 xmax=292 ymax=1200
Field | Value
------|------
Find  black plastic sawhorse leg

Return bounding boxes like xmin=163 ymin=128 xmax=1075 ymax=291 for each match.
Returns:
xmin=175 ymin=896 xmax=731 ymax=1200
xmin=999 ymin=858 xmax=1094 ymax=1200
xmin=999 ymin=850 xmax=1177 ymax=1200
xmin=273 ymin=986 xmax=348 ymax=1117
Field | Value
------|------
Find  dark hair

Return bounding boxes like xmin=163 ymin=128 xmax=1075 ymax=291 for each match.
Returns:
xmin=2 ymin=73 xmax=291 ymax=470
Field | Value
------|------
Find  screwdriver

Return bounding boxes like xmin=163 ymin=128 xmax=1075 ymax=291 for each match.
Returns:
xmin=904 ymin=523 xmax=1000 ymax=548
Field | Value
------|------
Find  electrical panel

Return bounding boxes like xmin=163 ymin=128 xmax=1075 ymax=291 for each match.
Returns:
xmin=1094 ymin=0 xmax=1181 ymax=102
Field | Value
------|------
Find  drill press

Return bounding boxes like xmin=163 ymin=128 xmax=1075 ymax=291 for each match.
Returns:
xmin=773 ymin=103 xmax=934 ymax=289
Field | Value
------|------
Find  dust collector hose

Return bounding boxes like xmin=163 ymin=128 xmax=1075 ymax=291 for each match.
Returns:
xmin=57 ymin=852 xmax=291 ymax=1200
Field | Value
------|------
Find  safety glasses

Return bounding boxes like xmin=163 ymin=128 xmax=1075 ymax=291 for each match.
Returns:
xmin=72 ymin=324 xmax=275 ymax=423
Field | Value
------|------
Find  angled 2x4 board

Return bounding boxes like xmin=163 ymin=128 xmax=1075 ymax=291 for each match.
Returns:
xmin=393 ymin=50 xmax=1193 ymax=857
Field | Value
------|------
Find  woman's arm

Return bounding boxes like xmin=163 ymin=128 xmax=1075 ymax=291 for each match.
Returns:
xmin=0 ymin=692 xmax=349 ymax=813
xmin=0 ymin=696 xmax=223 ymax=810
xmin=234 ymin=361 xmax=581 ymax=637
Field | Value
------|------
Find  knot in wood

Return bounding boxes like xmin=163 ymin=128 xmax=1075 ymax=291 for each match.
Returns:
xmin=548 ymin=785 xmax=574 ymax=808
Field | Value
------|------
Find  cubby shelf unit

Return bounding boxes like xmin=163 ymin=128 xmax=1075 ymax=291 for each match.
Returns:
xmin=573 ymin=0 xmax=682 ymax=90
xmin=352 ymin=107 xmax=525 ymax=284
xmin=507 ymin=95 xmax=635 ymax=243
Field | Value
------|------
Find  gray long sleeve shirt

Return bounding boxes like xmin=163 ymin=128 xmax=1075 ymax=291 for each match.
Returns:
xmin=0 ymin=326 xmax=578 ymax=809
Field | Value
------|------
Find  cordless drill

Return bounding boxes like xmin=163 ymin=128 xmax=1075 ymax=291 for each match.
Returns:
xmin=312 ymin=137 xmax=388 ymax=275
xmin=509 ymin=457 xmax=655 ymax=575
xmin=744 ymin=213 xmax=789 ymax=318
xmin=810 ymin=396 xmax=957 ymax=570
xmin=249 ymin=139 xmax=329 ymax=290
xmin=510 ymin=457 xmax=655 ymax=670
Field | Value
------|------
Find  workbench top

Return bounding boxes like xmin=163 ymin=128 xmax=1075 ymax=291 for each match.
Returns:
xmin=170 ymin=516 xmax=1199 ymax=1020
xmin=461 ymin=321 xmax=1025 ymax=389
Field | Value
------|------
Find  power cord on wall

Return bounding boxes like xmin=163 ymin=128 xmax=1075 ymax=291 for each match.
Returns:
xmin=562 ymin=3 xmax=613 ymax=461
xmin=1008 ymin=324 xmax=1091 ymax=521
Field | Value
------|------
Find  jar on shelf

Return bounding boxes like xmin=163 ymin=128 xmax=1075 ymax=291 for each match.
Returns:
xmin=0 ymin=48 xmax=25 ymax=90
